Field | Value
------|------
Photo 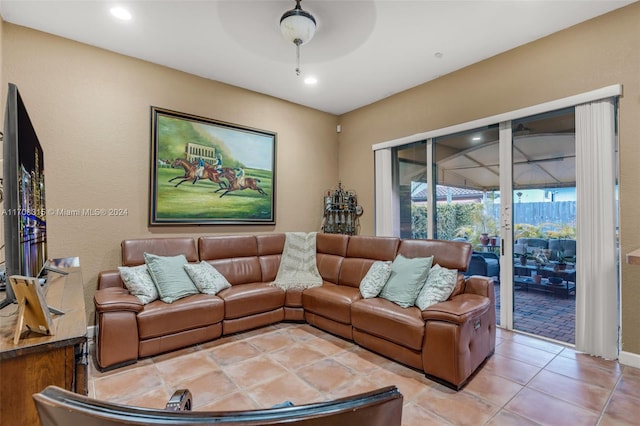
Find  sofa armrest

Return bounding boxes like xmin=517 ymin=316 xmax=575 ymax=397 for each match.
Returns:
xmin=98 ymin=270 xmax=125 ymax=290
xmin=463 ymin=275 xmax=494 ymax=298
xmin=94 ymin=288 xmax=143 ymax=313
xmin=421 ymin=294 xmax=490 ymax=325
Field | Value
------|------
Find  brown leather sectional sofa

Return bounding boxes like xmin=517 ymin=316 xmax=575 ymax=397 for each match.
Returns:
xmin=94 ymin=233 xmax=496 ymax=389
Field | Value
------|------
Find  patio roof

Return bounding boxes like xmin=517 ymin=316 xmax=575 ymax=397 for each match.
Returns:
xmin=437 ymin=133 xmax=576 ymax=191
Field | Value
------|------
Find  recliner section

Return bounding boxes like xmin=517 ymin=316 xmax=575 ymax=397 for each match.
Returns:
xmin=94 ymin=233 xmax=496 ymax=389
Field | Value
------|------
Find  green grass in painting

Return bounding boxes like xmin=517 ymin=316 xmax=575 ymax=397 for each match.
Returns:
xmin=156 ymin=167 xmax=273 ymax=220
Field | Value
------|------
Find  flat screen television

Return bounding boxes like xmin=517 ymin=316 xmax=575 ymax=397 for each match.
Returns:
xmin=1 ymin=83 xmax=48 ymax=309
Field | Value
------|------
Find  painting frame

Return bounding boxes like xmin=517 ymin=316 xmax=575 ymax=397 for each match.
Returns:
xmin=149 ymin=107 xmax=276 ymax=226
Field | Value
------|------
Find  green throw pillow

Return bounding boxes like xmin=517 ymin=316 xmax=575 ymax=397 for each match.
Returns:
xmin=144 ymin=253 xmax=199 ymax=303
xmin=415 ymin=264 xmax=458 ymax=310
xmin=379 ymin=254 xmax=433 ymax=308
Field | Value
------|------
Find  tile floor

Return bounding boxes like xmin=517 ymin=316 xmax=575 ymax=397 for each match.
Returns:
xmin=89 ymin=323 xmax=640 ymax=425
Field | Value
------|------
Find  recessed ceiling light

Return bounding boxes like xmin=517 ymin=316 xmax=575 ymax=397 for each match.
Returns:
xmin=304 ymin=76 xmax=317 ymax=85
xmin=472 ymin=136 xmax=481 ymax=141
xmin=110 ymin=6 xmax=132 ymax=21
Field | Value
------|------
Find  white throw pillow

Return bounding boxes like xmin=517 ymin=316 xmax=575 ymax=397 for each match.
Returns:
xmin=359 ymin=261 xmax=392 ymax=298
xmin=415 ymin=264 xmax=458 ymax=310
xmin=118 ymin=264 xmax=158 ymax=304
xmin=184 ymin=261 xmax=231 ymax=295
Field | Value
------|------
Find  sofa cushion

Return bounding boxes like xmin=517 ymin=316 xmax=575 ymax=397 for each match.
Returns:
xmin=144 ymin=253 xmax=199 ymax=303
xmin=359 ymin=261 xmax=392 ymax=298
xmin=217 ymin=283 xmax=285 ymax=320
xmin=378 ymin=255 xmax=433 ymax=308
xmin=302 ymin=283 xmax=362 ymax=324
xmin=339 ymin=236 xmax=399 ymax=288
xmin=183 ymin=261 xmax=231 ymax=295
xmin=351 ymin=298 xmax=425 ymax=351
xmin=122 ymin=238 xmax=198 ymax=266
xmin=137 ymin=294 xmax=224 ymax=340
xmin=415 ymin=264 xmax=458 ymax=310
xmin=118 ymin=264 xmax=158 ymax=304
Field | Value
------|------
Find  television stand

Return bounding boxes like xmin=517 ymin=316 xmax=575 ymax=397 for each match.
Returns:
xmin=0 ymin=268 xmax=86 ymax=426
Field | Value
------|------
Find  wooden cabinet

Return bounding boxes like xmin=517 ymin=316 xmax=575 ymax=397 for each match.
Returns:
xmin=0 ymin=268 xmax=87 ymax=426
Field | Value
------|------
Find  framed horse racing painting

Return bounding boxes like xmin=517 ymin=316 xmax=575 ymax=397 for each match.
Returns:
xmin=149 ymin=107 xmax=276 ymax=225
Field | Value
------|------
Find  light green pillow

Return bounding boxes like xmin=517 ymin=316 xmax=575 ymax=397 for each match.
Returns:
xmin=184 ymin=261 xmax=231 ymax=295
xmin=415 ymin=264 xmax=458 ymax=310
xmin=144 ymin=253 xmax=199 ymax=303
xmin=379 ymin=254 xmax=433 ymax=308
xmin=118 ymin=264 xmax=158 ymax=304
xmin=359 ymin=261 xmax=392 ymax=298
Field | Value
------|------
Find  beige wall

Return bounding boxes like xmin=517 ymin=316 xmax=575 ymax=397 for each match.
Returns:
xmin=338 ymin=2 xmax=640 ymax=356
xmin=1 ymin=24 xmax=339 ymax=322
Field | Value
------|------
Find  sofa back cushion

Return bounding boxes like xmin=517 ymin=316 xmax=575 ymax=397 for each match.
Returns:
xmin=199 ymin=236 xmax=261 ymax=285
xmin=256 ymin=234 xmax=285 ymax=282
xmin=339 ymin=236 xmax=399 ymax=288
xmin=398 ymin=239 xmax=471 ymax=272
xmin=121 ymin=238 xmax=198 ymax=266
xmin=316 ymin=233 xmax=349 ymax=284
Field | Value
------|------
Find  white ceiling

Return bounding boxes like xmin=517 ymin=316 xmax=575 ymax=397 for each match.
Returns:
xmin=0 ymin=0 xmax=634 ymax=115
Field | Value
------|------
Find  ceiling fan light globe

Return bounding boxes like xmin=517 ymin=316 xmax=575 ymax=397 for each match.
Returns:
xmin=280 ymin=14 xmax=316 ymax=45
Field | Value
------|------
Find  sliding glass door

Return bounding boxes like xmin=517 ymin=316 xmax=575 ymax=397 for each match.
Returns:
xmin=511 ymin=108 xmax=576 ymax=343
xmin=381 ymin=88 xmax=619 ymax=350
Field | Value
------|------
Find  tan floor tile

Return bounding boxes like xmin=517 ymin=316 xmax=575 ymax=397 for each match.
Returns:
xmin=303 ymin=334 xmax=353 ymax=356
xmin=464 ymin=369 xmax=524 ymax=406
xmin=600 ymin=387 xmax=640 ymax=424
xmin=511 ymin=333 xmax=566 ymax=354
xmin=505 ymin=387 xmax=599 ymax=425
xmin=412 ymin=386 xmax=501 ymax=426
xmin=196 ymin=391 xmax=260 ymax=411
xmin=401 ymin=402 xmax=453 ymax=426
xmin=93 ymin=364 xmax=163 ymax=401
xmin=172 ymin=369 xmax=239 ymax=409
xmin=207 ymin=341 xmax=261 ymax=366
xmin=544 ymin=355 xmax=621 ymax=389
xmin=484 ymin=410 xmax=542 ymax=425
xmin=245 ymin=373 xmax=324 ymax=407
xmin=286 ymin=324 xmax=327 ymax=341
xmin=482 ymin=353 xmax=542 ymax=385
xmin=222 ymin=354 xmax=289 ymax=389
xmin=614 ymin=371 xmax=640 ymax=401
xmin=495 ymin=339 xmax=558 ymax=367
xmin=348 ymin=343 xmax=401 ymax=369
xmin=333 ymin=346 xmax=396 ymax=374
xmin=269 ymin=342 xmax=326 ymax=370
xmin=247 ymin=330 xmax=298 ymax=353
xmin=151 ymin=345 xmax=198 ymax=363
xmin=528 ymin=369 xmax=611 ymax=412
xmin=371 ymin=368 xmax=437 ymax=402
xmin=298 ymin=358 xmax=359 ymax=393
xmin=327 ymin=375 xmax=382 ymax=400
xmin=88 ymin=356 xmax=153 ymax=379
xmin=117 ymin=386 xmax=172 ymax=409
xmin=557 ymin=350 xmax=622 ymax=375
xmin=88 ymin=326 xmax=635 ymax=424
xmin=153 ymin=350 xmax=220 ymax=384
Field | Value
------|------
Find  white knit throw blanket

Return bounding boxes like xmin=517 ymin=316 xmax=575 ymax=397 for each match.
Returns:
xmin=271 ymin=232 xmax=323 ymax=290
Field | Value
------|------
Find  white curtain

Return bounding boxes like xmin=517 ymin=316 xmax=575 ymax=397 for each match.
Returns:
xmin=374 ymin=148 xmax=398 ymax=237
xmin=575 ymin=98 xmax=619 ymax=359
